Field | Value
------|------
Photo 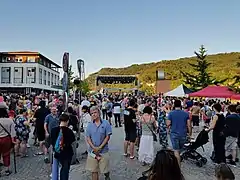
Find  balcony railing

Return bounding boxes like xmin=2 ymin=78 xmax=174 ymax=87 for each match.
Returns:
xmin=1 ymin=78 xmax=10 ymax=83
xmin=14 ymin=78 xmax=23 ymax=84
xmin=26 ymin=78 xmax=36 ymax=84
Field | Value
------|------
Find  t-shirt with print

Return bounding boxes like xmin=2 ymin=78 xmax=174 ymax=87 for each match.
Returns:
xmin=51 ymin=126 xmax=75 ymax=160
xmin=124 ymin=108 xmax=136 ymax=132
xmin=168 ymin=110 xmax=189 ymax=137
xmin=113 ymin=102 xmax=121 ymax=114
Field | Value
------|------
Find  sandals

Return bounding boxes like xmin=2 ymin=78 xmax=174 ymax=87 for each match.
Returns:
xmin=0 ymin=170 xmax=12 ymax=176
xmin=130 ymin=156 xmax=135 ymax=159
xmin=21 ymin=154 xmax=29 ymax=158
xmin=5 ymin=170 xmax=12 ymax=176
xmin=34 ymin=152 xmax=44 ymax=156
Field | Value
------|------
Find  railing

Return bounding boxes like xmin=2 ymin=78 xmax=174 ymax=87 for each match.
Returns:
xmin=1 ymin=78 xmax=10 ymax=83
xmin=13 ymin=78 xmax=23 ymax=84
xmin=26 ymin=78 xmax=36 ymax=84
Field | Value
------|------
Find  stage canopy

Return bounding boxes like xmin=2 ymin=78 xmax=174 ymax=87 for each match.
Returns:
xmin=231 ymin=94 xmax=240 ymax=100
xmin=164 ymin=84 xmax=192 ymax=97
xmin=189 ymin=86 xmax=236 ymax=98
xmin=96 ymin=75 xmax=137 ymax=86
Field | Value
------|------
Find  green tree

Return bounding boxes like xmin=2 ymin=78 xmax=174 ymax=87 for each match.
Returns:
xmin=76 ymin=80 xmax=90 ymax=95
xmin=181 ymin=45 xmax=226 ymax=90
xmin=67 ymin=65 xmax=75 ymax=90
xmin=231 ymin=62 xmax=240 ymax=92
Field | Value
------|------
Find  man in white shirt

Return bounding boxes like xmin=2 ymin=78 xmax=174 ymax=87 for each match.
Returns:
xmin=113 ymin=99 xmax=122 ymax=127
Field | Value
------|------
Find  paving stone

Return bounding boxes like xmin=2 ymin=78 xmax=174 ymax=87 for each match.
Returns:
xmin=2 ymin=127 xmax=240 ymax=180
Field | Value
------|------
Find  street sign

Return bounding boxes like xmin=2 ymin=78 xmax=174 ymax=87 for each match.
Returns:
xmin=62 ymin=52 xmax=69 ymax=72
xmin=62 ymin=72 xmax=68 ymax=91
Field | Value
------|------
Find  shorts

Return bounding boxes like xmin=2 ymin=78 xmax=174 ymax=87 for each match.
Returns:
xmin=170 ymin=135 xmax=186 ymax=151
xmin=45 ymin=136 xmax=51 ymax=149
xmin=225 ymin=136 xmax=238 ymax=152
xmin=125 ymin=131 xmax=137 ymax=143
xmin=107 ymin=112 xmax=112 ymax=118
xmin=205 ymin=118 xmax=211 ymax=124
xmin=36 ymin=128 xmax=45 ymax=142
xmin=86 ymin=152 xmax=110 ymax=173
xmin=192 ymin=116 xmax=200 ymax=126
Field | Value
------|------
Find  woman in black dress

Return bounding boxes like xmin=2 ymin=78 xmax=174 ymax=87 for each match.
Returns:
xmin=207 ymin=103 xmax=226 ymax=164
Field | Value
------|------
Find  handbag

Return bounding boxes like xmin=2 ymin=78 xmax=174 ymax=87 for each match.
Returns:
xmin=145 ymin=117 xmax=157 ymax=142
xmin=0 ymin=122 xmax=13 ymax=145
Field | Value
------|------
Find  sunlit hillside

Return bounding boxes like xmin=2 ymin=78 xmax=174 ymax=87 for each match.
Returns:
xmin=86 ymin=52 xmax=240 ymax=93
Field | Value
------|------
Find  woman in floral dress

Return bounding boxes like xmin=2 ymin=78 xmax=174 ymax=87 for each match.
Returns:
xmin=158 ymin=108 xmax=168 ymax=149
xmin=14 ymin=108 xmax=30 ymax=157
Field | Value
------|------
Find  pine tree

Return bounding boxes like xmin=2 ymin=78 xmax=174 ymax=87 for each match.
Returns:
xmin=181 ymin=45 xmax=226 ymax=90
xmin=231 ymin=62 xmax=240 ymax=93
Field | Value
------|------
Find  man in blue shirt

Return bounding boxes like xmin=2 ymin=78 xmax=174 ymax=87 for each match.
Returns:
xmin=44 ymin=106 xmax=59 ymax=163
xmin=86 ymin=106 xmax=112 ymax=180
xmin=166 ymin=99 xmax=192 ymax=167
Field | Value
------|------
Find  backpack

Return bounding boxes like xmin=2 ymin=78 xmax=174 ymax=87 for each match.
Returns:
xmin=54 ymin=129 xmax=64 ymax=154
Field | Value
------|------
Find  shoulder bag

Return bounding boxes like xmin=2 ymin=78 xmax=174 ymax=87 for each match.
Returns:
xmin=144 ymin=116 xmax=157 ymax=142
xmin=0 ymin=121 xmax=17 ymax=173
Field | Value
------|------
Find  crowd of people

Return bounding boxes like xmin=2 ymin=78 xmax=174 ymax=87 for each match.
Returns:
xmin=0 ymin=92 xmax=239 ymax=180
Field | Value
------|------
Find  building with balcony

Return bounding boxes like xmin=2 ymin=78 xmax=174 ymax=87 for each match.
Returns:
xmin=0 ymin=51 xmax=62 ymax=94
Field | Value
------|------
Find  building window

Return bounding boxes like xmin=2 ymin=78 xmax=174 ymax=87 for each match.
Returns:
xmin=48 ymin=72 xmax=50 ymax=86
xmin=14 ymin=67 xmax=23 ymax=83
xmin=26 ymin=67 xmax=36 ymax=83
xmin=54 ymin=74 xmax=56 ymax=85
xmin=51 ymin=73 xmax=54 ymax=85
xmin=0 ymin=57 xmax=7 ymax=62
xmin=1 ymin=67 xmax=11 ymax=83
xmin=39 ymin=58 xmax=43 ymax=65
xmin=57 ymin=76 xmax=60 ymax=85
xmin=15 ymin=57 xmax=23 ymax=62
xmin=27 ymin=57 xmax=35 ymax=62
xmin=39 ymin=68 xmax=42 ymax=84
xmin=43 ymin=70 xmax=47 ymax=85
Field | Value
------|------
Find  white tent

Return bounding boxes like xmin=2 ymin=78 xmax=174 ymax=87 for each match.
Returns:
xmin=164 ymin=84 xmax=192 ymax=97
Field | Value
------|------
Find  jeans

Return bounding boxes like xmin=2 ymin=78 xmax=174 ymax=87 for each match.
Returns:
xmin=170 ymin=135 xmax=186 ymax=151
xmin=59 ymin=158 xmax=72 ymax=180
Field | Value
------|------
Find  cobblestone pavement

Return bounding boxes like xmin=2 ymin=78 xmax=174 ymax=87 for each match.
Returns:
xmin=2 ymin=127 xmax=240 ymax=180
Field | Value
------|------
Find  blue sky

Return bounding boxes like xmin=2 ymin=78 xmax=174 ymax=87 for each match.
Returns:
xmin=0 ymin=0 xmax=239 ymax=76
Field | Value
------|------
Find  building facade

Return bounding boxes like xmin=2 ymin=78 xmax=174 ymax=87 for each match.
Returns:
xmin=0 ymin=51 xmax=62 ymax=94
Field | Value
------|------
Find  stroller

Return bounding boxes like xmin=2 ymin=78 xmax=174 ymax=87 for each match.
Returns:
xmin=181 ymin=129 xmax=209 ymax=167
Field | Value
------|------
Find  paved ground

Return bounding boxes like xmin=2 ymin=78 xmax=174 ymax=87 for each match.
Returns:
xmin=2 ymin=127 xmax=240 ymax=180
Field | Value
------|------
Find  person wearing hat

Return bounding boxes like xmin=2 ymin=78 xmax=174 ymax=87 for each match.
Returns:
xmin=0 ymin=97 xmax=16 ymax=176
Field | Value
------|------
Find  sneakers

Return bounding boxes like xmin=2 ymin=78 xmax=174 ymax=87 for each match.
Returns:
xmin=226 ymin=155 xmax=239 ymax=163
xmin=44 ymin=157 xmax=50 ymax=163
xmin=227 ymin=160 xmax=237 ymax=167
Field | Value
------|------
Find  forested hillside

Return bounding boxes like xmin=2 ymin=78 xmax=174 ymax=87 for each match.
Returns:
xmin=86 ymin=52 xmax=240 ymax=93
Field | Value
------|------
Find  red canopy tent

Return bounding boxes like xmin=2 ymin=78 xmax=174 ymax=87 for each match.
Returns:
xmin=189 ymin=86 xmax=237 ymax=98
xmin=231 ymin=94 xmax=240 ymax=100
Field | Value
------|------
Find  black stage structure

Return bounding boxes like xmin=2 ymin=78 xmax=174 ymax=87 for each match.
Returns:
xmin=96 ymin=75 xmax=139 ymax=93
